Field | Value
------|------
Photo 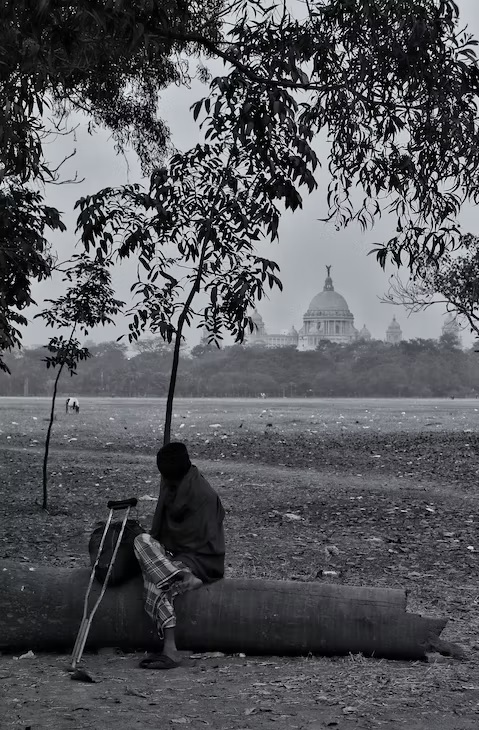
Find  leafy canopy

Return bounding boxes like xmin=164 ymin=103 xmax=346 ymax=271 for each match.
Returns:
xmin=0 ymin=0 xmax=223 ymax=182
xmin=35 ymin=253 xmax=124 ymax=377
xmin=3 ymin=0 xmax=479 ymax=363
xmin=0 ymin=184 xmax=66 ymax=371
xmin=73 ymin=1 xmax=479 ymax=347
xmin=385 ymin=233 xmax=479 ymax=336
xmin=197 ymin=0 xmax=479 ymax=270
xmin=74 ymin=136 xmax=292 ymax=346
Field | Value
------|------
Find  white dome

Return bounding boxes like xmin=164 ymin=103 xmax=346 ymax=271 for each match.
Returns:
xmin=251 ymin=309 xmax=264 ymax=324
xmin=387 ymin=316 xmax=401 ymax=331
xmin=358 ymin=324 xmax=371 ymax=340
xmin=307 ymin=289 xmax=351 ymax=313
xmin=306 ymin=271 xmax=352 ymax=314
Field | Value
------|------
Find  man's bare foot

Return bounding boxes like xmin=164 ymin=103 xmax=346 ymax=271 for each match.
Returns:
xmin=161 ymin=627 xmax=184 ymax=667
xmin=162 ymin=647 xmax=183 ymax=664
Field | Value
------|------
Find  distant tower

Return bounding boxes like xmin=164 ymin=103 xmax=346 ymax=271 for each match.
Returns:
xmin=386 ymin=316 xmax=402 ymax=344
xmin=358 ymin=324 xmax=372 ymax=341
xmin=251 ymin=309 xmax=267 ymax=337
xmin=245 ymin=308 xmax=269 ymax=346
xmin=199 ymin=326 xmax=210 ymax=345
xmin=442 ymin=313 xmax=461 ymax=344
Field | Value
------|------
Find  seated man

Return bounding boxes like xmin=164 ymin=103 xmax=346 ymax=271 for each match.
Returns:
xmin=134 ymin=441 xmax=225 ymax=669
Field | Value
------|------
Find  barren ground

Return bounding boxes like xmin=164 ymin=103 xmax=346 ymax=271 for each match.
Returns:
xmin=1 ymin=397 xmax=479 ymax=729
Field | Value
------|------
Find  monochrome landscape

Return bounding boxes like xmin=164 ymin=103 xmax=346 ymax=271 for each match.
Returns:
xmin=4 ymin=0 xmax=479 ymax=728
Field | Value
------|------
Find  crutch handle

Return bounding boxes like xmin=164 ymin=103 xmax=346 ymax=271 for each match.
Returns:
xmin=107 ymin=498 xmax=138 ymax=510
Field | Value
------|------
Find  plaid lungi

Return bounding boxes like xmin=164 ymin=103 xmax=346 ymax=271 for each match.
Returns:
xmin=134 ymin=533 xmax=197 ymax=638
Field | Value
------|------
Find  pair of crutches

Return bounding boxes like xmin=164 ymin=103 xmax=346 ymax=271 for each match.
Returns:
xmin=70 ymin=497 xmax=138 ymax=672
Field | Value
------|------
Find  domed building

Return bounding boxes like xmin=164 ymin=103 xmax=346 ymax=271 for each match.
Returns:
xmin=244 ymin=266 xmax=406 ymax=349
xmin=246 ymin=267 xmax=360 ymax=349
xmin=386 ymin=316 xmax=403 ymax=344
xmin=247 ymin=309 xmax=269 ymax=346
xmin=358 ymin=325 xmax=372 ymax=341
xmin=297 ymin=267 xmax=357 ymax=349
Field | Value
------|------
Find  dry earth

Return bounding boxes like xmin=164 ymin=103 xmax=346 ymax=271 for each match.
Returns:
xmin=1 ymin=397 xmax=479 ymax=729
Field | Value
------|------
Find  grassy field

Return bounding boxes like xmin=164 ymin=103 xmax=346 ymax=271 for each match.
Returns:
xmin=2 ymin=397 xmax=479 ymax=729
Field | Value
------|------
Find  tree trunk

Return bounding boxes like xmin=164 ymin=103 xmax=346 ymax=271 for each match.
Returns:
xmin=42 ymin=327 xmax=78 ymax=509
xmin=42 ymin=361 xmax=65 ymax=510
xmin=0 ymin=561 xmax=448 ymax=660
xmin=163 ymin=328 xmax=182 ymax=446
xmin=163 ymin=241 xmax=209 ymax=445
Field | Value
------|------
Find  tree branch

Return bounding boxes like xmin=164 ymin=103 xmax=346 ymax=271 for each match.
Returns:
xmin=152 ymin=27 xmax=366 ymax=96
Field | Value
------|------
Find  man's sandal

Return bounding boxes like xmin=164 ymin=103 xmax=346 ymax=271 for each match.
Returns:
xmin=139 ymin=653 xmax=181 ymax=670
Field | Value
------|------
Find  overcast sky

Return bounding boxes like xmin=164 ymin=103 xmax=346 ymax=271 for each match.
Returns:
xmin=23 ymin=0 xmax=479 ymax=350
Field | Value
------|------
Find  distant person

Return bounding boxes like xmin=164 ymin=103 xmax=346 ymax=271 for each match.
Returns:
xmin=134 ymin=442 xmax=225 ymax=670
xmin=65 ymin=397 xmax=80 ymax=413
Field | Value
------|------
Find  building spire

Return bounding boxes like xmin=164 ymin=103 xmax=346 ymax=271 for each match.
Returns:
xmin=324 ymin=264 xmax=334 ymax=291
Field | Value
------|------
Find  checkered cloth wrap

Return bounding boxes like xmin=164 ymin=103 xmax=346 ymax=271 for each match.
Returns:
xmin=134 ymin=533 xmax=198 ymax=638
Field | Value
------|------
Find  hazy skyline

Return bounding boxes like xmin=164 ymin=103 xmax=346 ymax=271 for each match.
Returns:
xmin=21 ymin=0 xmax=479 ymax=350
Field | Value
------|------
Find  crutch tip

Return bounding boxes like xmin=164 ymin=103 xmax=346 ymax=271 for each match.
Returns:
xmin=70 ymin=668 xmax=97 ymax=683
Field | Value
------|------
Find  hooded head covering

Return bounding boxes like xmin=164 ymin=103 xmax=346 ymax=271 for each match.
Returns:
xmin=156 ymin=442 xmax=192 ymax=482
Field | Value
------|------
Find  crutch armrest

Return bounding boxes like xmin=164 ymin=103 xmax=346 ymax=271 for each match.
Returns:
xmin=107 ymin=498 xmax=138 ymax=510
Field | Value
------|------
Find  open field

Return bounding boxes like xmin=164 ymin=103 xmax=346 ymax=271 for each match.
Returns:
xmin=3 ymin=395 xmax=479 ymax=439
xmin=2 ymin=397 xmax=479 ymax=729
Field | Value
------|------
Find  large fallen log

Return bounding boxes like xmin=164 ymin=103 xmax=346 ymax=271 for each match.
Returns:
xmin=0 ymin=561 xmax=446 ymax=659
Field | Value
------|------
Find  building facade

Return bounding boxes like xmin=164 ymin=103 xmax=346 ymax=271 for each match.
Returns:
xmin=386 ymin=316 xmax=403 ymax=344
xmin=246 ymin=266 xmax=403 ymax=349
xmin=246 ymin=309 xmax=299 ymax=347
xmin=297 ymin=266 xmax=358 ymax=349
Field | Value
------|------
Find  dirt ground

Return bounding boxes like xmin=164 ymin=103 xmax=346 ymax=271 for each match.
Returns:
xmin=2 ymin=399 xmax=479 ymax=729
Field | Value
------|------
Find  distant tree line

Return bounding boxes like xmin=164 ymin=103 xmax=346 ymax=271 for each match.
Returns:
xmin=1 ymin=334 xmax=478 ymax=399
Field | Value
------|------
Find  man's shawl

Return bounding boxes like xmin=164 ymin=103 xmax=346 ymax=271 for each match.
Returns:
xmin=150 ymin=465 xmax=225 ymax=583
